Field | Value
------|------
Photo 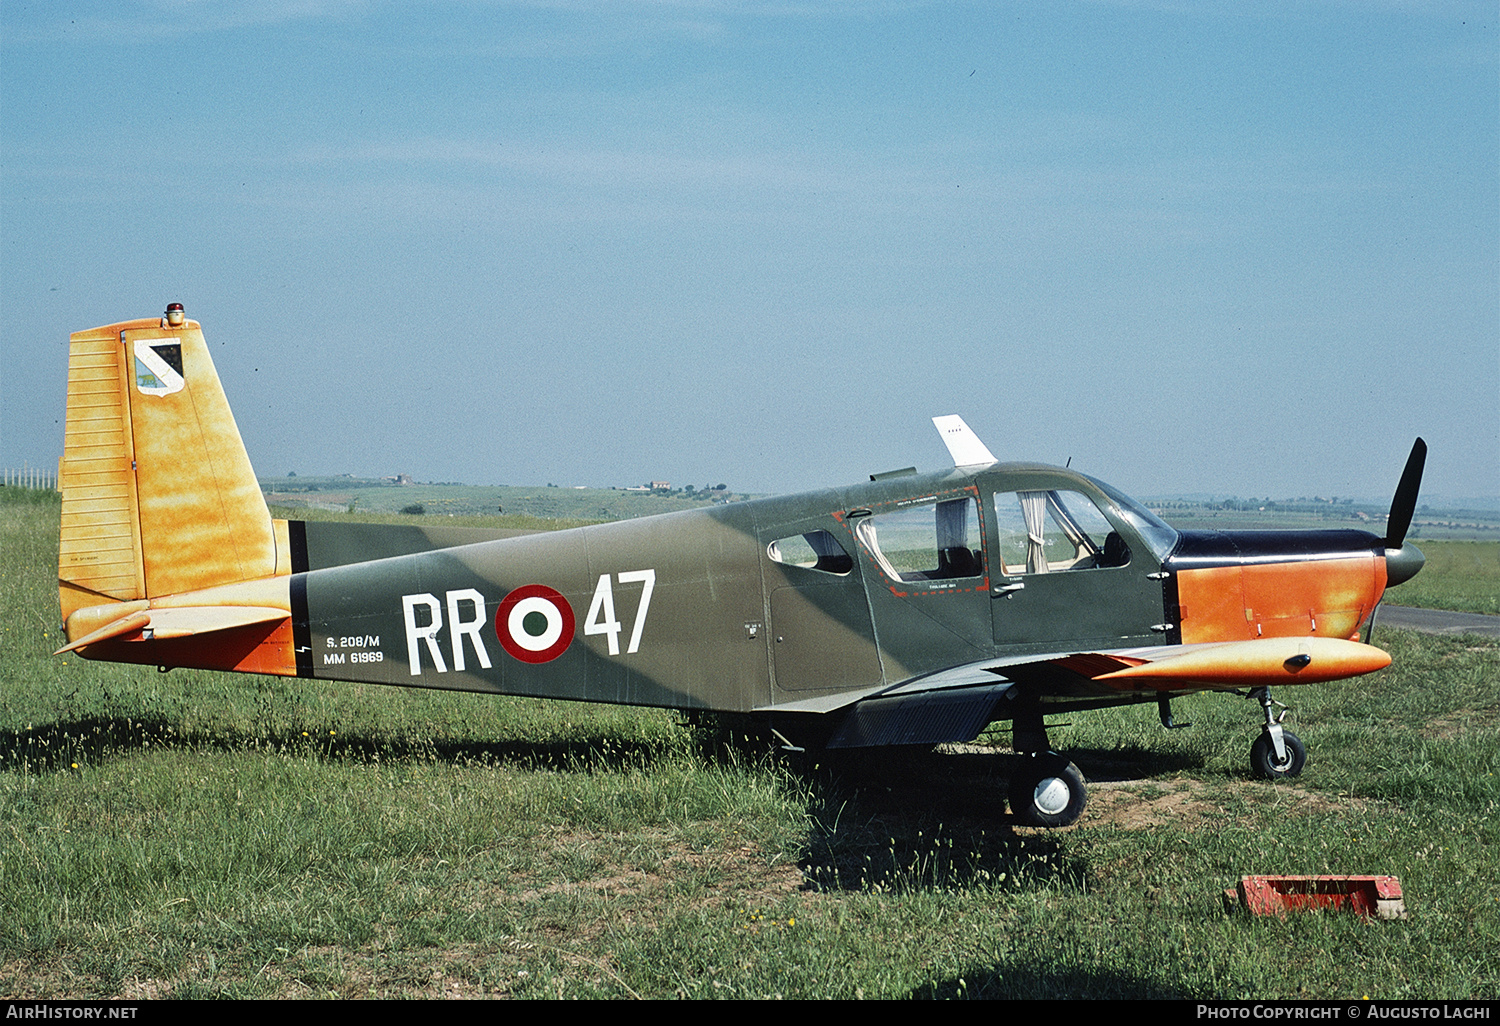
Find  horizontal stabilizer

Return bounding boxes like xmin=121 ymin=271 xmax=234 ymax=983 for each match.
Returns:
xmin=54 ymin=610 xmax=152 ymax=653
xmin=55 ymin=605 xmax=289 ymax=655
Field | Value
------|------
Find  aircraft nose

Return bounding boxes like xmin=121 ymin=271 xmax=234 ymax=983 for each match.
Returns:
xmin=1385 ymin=543 xmax=1425 ymax=588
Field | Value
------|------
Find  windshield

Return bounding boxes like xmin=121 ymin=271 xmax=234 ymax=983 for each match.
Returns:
xmin=1083 ymin=474 xmax=1180 ymax=561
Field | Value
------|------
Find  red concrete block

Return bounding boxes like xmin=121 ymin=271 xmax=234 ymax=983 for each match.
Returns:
xmin=1222 ymin=875 xmax=1406 ymax=919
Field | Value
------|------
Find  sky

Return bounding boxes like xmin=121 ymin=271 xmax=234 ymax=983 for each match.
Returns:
xmin=3 ymin=1 xmax=1496 ymax=504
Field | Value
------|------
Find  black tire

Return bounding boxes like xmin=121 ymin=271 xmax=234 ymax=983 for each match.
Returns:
xmin=1250 ymin=730 xmax=1306 ymax=779
xmin=1008 ymin=753 xmax=1087 ymax=827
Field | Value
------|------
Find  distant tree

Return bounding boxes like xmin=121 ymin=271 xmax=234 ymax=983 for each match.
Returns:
xmin=401 ymin=503 xmax=425 ymax=515
xmin=288 ymin=471 xmax=297 ymax=477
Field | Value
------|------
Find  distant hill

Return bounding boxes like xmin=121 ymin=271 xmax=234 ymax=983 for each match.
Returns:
xmin=1146 ymin=497 xmax=1499 ymax=541
xmin=261 ymin=475 xmax=1499 ymax=540
xmin=260 ymin=476 xmax=754 ymax=523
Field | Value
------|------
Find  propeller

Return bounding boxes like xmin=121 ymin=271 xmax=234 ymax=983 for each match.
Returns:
xmin=1382 ymin=438 xmax=1426 ymax=587
xmin=1384 ymin=438 xmax=1426 ymax=549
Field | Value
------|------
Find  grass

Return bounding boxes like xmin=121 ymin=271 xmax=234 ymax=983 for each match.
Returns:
xmin=3 ymin=487 xmax=1497 ymax=999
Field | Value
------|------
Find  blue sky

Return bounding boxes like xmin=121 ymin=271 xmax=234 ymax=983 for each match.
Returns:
xmin=3 ymin=1 xmax=1495 ymax=502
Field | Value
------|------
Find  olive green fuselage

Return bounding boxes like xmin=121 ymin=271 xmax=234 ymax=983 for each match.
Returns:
xmin=289 ymin=463 xmax=1170 ymax=716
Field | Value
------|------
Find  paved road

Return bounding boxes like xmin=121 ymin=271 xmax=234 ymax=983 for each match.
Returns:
xmin=1375 ymin=605 xmax=1500 ymax=640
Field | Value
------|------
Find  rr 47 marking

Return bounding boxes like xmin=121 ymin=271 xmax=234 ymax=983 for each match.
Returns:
xmin=400 ymin=573 xmax=656 ymax=675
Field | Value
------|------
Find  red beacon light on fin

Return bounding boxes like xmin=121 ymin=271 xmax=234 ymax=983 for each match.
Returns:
xmin=164 ymin=303 xmax=186 ymax=328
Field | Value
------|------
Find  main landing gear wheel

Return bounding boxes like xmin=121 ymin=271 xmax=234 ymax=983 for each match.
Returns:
xmin=1009 ymin=753 xmax=1087 ymax=828
xmin=1250 ymin=730 xmax=1306 ymax=779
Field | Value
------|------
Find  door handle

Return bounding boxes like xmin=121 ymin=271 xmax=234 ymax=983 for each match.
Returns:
xmin=993 ymin=581 xmax=1025 ymax=596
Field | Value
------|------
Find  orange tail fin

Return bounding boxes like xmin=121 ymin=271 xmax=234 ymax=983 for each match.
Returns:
xmin=58 ymin=307 xmax=280 ymax=625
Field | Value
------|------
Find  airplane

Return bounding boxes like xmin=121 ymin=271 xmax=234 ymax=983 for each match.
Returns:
xmin=54 ymin=304 xmax=1427 ymax=828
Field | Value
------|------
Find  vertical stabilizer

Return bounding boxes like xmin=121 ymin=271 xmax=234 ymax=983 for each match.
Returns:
xmin=932 ymin=414 xmax=998 ymax=467
xmin=59 ymin=310 xmax=277 ymax=622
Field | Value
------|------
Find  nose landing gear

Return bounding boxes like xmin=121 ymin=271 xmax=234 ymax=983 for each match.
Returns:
xmin=1248 ymin=686 xmax=1306 ymax=779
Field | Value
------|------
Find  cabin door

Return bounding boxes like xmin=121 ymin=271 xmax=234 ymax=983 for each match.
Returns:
xmin=986 ymin=487 xmax=1165 ymax=652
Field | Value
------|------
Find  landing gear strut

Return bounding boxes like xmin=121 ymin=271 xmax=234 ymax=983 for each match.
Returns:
xmin=1247 ymin=686 xmax=1306 ymax=779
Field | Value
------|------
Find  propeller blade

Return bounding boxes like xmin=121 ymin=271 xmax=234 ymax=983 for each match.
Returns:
xmin=1384 ymin=437 xmax=1426 ymax=549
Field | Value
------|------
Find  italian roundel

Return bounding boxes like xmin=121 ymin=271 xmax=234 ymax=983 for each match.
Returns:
xmin=495 ymin=584 xmax=576 ymax=663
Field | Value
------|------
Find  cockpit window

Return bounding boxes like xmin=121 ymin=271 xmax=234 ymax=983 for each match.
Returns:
xmin=856 ymin=496 xmax=983 ymax=583
xmin=1082 ymin=475 xmax=1180 ymax=561
xmin=993 ymin=489 xmax=1129 ymax=574
xmin=767 ymin=530 xmax=854 ymax=575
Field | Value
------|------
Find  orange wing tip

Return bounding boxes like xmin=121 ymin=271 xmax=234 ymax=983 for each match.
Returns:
xmin=1092 ymin=637 xmax=1392 ymax=689
xmin=55 ymin=605 xmax=289 ymax=654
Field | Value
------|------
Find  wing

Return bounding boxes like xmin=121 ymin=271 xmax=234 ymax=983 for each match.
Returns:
xmin=776 ymin=636 xmax=1391 ymax=749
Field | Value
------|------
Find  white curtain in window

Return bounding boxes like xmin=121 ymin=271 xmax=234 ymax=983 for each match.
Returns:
xmin=1018 ymin=490 xmax=1049 ymax=573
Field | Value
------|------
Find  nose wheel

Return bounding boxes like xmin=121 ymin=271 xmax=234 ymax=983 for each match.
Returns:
xmin=1009 ymin=752 xmax=1087 ymax=827
xmin=1250 ymin=729 xmax=1306 ymax=778
xmin=1248 ymin=686 xmax=1306 ymax=779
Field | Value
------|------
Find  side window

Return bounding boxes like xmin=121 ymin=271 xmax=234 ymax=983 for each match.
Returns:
xmin=857 ymin=496 xmax=983 ymax=582
xmin=767 ymin=530 xmax=854 ymax=575
xmin=992 ymin=490 xmax=1128 ymax=574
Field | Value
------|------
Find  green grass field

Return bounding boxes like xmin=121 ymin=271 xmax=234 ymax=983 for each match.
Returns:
xmin=3 ymin=488 xmax=1497 ymax=999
